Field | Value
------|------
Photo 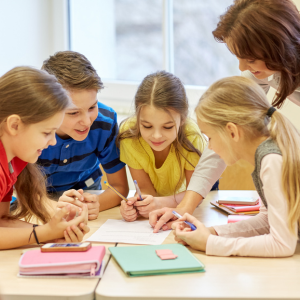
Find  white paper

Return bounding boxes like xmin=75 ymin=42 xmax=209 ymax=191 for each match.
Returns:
xmin=86 ymin=219 xmax=171 ymax=245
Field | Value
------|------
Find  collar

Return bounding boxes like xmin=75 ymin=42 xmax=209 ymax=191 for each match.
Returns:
xmin=0 ymin=140 xmax=11 ymax=177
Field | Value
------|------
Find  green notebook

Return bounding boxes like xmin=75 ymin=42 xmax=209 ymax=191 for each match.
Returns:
xmin=109 ymin=244 xmax=205 ymax=277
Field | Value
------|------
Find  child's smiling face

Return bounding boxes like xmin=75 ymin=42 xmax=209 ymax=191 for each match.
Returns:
xmin=56 ymin=89 xmax=98 ymax=141
xmin=139 ymin=105 xmax=181 ymax=152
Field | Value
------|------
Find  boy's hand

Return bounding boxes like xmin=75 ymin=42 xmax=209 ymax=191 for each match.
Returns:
xmin=172 ymin=213 xmax=211 ymax=252
xmin=82 ymin=192 xmax=100 ymax=220
xmin=120 ymin=197 xmax=138 ymax=222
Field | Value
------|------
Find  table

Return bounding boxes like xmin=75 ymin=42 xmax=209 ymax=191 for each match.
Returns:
xmin=95 ymin=190 xmax=300 ymax=300
xmin=0 ymin=207 xmax=118 ymax=300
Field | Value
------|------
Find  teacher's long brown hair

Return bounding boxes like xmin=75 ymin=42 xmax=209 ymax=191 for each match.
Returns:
xmin=213 ymin=0 xmax=300 ymax=108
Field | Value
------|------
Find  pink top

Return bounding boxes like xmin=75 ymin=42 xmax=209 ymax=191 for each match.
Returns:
xmin=206 ymin=154 xmax=298 ymax=257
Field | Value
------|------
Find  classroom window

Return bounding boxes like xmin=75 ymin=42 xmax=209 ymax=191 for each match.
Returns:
xmin=69 ymin=0 xmax=238 ymax=86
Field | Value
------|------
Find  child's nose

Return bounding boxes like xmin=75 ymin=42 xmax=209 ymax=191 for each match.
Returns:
xmin=49 ymin=134 xmax=57 ymax=146
xmin=80 ymin=113 xmax=92 ymax=126
xmin=152 ymin=130 xmax=162 ymax=139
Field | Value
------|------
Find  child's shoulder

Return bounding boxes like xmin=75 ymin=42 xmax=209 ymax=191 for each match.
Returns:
xmin=184 ymin=118 xmax=201 ymax=136
xmin=119 ymin=117 xmax=137 ymax=133
xmin=96 ymin=102 xmax=117 ymax=122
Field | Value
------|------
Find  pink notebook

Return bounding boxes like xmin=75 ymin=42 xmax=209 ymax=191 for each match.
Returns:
xmin=19 ymin=246 xmax=105 ymax=278
xmin=228 ymin=215 xmax=253 ymax=223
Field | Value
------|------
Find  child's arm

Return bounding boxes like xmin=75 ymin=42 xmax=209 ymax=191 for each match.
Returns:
xmin=134 ymin=169 xmax=195 ymax=218
xmin=97 ymin=167 xmax=129 ymax=211
xmin=174 ymin=155 xmax=298 ymax=258
xmin=0 ymin=202 xmax=89 ymax=250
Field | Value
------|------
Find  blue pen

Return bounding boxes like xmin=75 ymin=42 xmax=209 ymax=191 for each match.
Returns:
xmin=172 ymin=211 xmax=197 ymax=231
xmin=133 ymin=180 xmax=143 ymax=200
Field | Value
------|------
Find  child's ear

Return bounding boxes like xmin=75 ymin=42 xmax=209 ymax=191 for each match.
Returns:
xmin=5 ymin=115 xmax=22 ymax=136
xmin=225 ymin=122 xmax=240 ymax=142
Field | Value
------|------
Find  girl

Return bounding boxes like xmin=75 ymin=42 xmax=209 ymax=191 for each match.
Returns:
xmin=117 ymin=71 xmax=207 ymax=221
xmin=173 ymin=76 xmax=300 ymax=257
xmin=150 ymin=0 xmax=300 ymax=233
xmin=0 ymin=66 xmax=89 ymax=250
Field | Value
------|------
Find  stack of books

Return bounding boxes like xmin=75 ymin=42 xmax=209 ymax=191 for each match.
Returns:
xmin=210 ymin=197 xmax=261 ymax=223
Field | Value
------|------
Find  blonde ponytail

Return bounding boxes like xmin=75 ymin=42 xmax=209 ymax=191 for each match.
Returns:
xmin=269 ymin=112 xmax=300 ymax=232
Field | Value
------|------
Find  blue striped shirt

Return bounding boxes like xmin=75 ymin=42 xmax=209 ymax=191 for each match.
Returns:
xmin=38 ymin=102 xmax=125 ymax=192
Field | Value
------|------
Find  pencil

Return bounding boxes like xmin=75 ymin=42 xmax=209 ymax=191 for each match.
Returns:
xmin=104 ymin=181 xmax=128 ymax=202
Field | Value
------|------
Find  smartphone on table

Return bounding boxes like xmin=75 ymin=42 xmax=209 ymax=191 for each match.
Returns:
xmin=41 ymin=242 xmax=91 ymax=252
xmin=218 ymin=197 xmax=259 ymax=205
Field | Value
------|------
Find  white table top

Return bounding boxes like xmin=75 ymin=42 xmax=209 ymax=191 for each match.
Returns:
xmin=96 ymin=190 xmax=300 ymax=300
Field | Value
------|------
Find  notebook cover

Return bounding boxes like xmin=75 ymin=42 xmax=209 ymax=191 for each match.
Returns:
xmin=228 ymin=215 xmax=253 ymax=223
xmin=210 ymin=200 xmax=259 ymax=215
xmin=19 ymin=246 xmax=106 ymax=276
xmin=109 ymin=244 xmax=205 ymax=277
xmin=222 ymin=202 xmax=261 ymax=212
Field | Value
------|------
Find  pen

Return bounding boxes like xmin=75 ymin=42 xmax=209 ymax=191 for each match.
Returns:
xmin=172 ymin=211 xmax=197 ymax=231
xmin=104 ymin=181 xmax=128 ymax=202
xmin=133 ymin=180 xmax=143 ymax=200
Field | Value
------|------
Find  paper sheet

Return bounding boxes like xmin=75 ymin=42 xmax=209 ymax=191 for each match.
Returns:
xmin=86 ymin=219 xmax=171 ymax=245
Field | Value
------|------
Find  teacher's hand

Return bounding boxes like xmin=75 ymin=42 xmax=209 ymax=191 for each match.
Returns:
xmin=149 ymin=207 xmax=183 ymax=233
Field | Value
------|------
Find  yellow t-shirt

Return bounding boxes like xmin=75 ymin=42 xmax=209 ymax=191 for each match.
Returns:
xmin=119 ymin=118 xmax=206 ymax=196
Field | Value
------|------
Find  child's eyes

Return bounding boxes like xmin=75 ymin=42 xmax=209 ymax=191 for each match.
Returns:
xmin=43 ymin=132 xmax=51 ymax=136
xmin=142 ymin=125 xmax=152 ymax=129
xmin=247 ymin=60 xmax=256 ymax=64
xmin=67 ymin=112 xmax=78 ymax=116
xmin=164 ymin=126 xmax=174 ymax=130
xmin=89 ymin=105 xmax=97 ymax=110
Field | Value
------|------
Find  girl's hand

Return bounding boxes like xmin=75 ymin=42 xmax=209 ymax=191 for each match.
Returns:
xmin=82 ymin=192 xmax=100 ymax=220
xmin=134 ymin=195 xmax=160 ymax=218
xmin=46 ymin=204 xmax=89 ymax=240
xmin=120 ymin=197 xmax=138 ymax=222
xmin=53 ymin=223 xmax=90 ymax=243
xmin=172 ymin=213 xmax=211 ymax=252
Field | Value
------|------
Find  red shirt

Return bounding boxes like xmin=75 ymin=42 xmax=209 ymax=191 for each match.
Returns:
xmin=0 ymin=140 xmax=27 ymax=202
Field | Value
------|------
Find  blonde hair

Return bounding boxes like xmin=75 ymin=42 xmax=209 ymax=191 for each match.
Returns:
xmin=195 ymin=76 xmax=300 ymax=233
xmin=117 ymin=71 xmax=205 ymax=193
xmin=0 ymin=66 xmax=70 ymax=223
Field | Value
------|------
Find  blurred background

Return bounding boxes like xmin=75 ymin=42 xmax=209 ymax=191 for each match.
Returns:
xmin=0 ymin=0 xmax=299 ymax=128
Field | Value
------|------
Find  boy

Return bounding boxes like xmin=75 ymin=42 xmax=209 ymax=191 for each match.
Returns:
xmin=38 ymin=51 xmax=129 ymax=219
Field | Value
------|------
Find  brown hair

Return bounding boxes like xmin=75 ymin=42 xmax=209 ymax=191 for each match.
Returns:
xmin=0 ymin=66 xmax=70 ymax=223
xmin=213 ymin=0 xmax=300 ymax=108
xmin=42 ymin=51 xmax=103 ymax=91
xmin=196 ymin=76 xmax=300 ymax=233
xmin=117 ymin=70 xmax=205 ymax=193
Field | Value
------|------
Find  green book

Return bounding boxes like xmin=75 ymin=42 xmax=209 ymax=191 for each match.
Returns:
xmin=109 ymin=244 xmax=205 ymax=277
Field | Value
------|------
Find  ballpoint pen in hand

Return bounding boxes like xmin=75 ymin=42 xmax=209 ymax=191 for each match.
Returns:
xmin=172 ymin=211 xmax=197 ymax=231
xmin=133 ymin=180 xmax=143 ymax=200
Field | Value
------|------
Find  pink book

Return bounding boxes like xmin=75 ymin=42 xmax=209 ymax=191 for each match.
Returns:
xmin=222 ymin=200 xmax=261 ymax=212
xmin=19 ymin=246 xmax=105 ymax=278
xmin=228 ymin=215 xmax=253 ymax=223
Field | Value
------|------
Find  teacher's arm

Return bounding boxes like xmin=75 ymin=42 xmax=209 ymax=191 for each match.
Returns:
xmin=149 ymin=146 xmax=226 ymax=232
